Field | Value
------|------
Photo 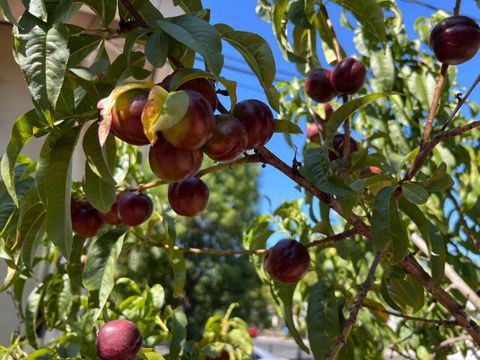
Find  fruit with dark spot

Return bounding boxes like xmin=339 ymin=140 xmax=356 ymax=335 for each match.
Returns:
xmin=109 ymin=88 xmax=150 ymax=145
xmin=263 ymin=239 xmax=310 ymax=284
xmin=233 ymin=99 xmax=275 ymax=149
xmin=117 ymin=191 xmax=153 ymax=226
xmin=149 ymin=135 xmax=203 ymax=182
xmin=328 ymin=133 xmax=359 ymax=161
xmin=100 ymin=200 xmax=122 ymax=225
xmin=168 ymin=177 xmax=210 ymax=217
xmin=71 ymin=199 xmax=104 ymax=238
xmin=204 ymin=114 xmax=248 ymax=161
xmin=429 ymin=16 xmax=480 ymax=65
xmin=161 ymin=72 xmax=217 ymax=110
xmin=162 ymin=90 xmax=215 ymax=150
xmin=330 ymin=58 xmax=367 ymax=95
xmin=96 ymin=319 xmax=142 ymax=360
xmin=304 ymin=69 xmax=336 ymax=103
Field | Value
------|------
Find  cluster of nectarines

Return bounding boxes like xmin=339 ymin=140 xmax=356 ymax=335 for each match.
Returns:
xmin=102 ymin=70 xmax=275 ymax=219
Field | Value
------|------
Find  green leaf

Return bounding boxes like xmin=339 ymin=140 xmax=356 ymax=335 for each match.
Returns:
xmin=429 ymin=224 xmax=445 ymax=285
xmin=142 ymin=86 xmax=190 ymax=144
xmin=84 ymin=165 xmax=116 ymax=213
xmin=274 ymin=120 xmax=303 ymax=134
xmin=145 ymin=31 xmax=169 ymax=68
xmin=307 ymin=281 xmax=339 ymax=359
xmin=271 ymin=0 xmax=304 ymax=63
xmin=25 ymin=285 xmax=43 ymax=348
xmin=158 ymin=15 xmax=223 ymax=76
xmin=269 ymin=282 xmax=310 ymax=353
xmin=325 ymin=93 xmax=394 ymax=147
xmin=14 ymin=20 xmax=70 ymax=109
xmin=402 ymin=183 xmax=429 ymax=205
xmin=312 ymin=10 xmax=346 ymax=64
xmin=68 ymin=235 xmax=85 ymax=293
xmin=303 ymin=147 xmax=354 ymax=196
xmin=371 ymin=186 xmax=408 ymax=262
xmin=15 ymin=189 xmax=46 ymax=267
xmin=331 ymin=0 xmax=386 ymax=43
xmin=387 ymin=275 xmax=424 ymax=313
xmin=1 ymin=110 xmax=48 ymax=205
xmin=0 ymin=0 xmax=19 ymax=26
xmin=370 ymin=47 xmax=395 ymax=90
xmin=83 ymin=230 xmax=125 ymax=320
xmin=168 ymin=310 xmax=187 ymax=360
xmin=24 ymin=348 xmax=54 ymax=360
xmin=39 ymin=126 xmax=81 ymax=259
xmin=215 ymin=23 xmax=279 ymax=111
xmin=83 ymin=122 xmax=116 ymax=182
xmin=76 ymin=0 xmax=117 ymax=25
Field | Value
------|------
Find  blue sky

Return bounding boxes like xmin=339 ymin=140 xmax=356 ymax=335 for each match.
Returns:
xmin=200 ymin=0 xmax=480 ymax=217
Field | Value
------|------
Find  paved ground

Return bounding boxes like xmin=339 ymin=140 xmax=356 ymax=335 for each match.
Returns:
xmin=253 ymin=336 xmax=313 ymax=360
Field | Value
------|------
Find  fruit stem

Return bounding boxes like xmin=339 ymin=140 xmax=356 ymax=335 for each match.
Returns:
xmin=453 ymin=0 xmax=462 ymax=15
xmin=216 ymin=97 xmax=230 ymax=114
xmin=326 ymin=250 xmax=383 ymax=360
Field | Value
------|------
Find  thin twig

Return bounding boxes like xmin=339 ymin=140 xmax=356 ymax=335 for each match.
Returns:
xmin=434 ymin=335 xmax=471 ymax=351
xmin=421 ymin=64 xmax=449 ymax=146
xmin=453 ymin=0 xmax=462 ymax=15
xmin=340 ymin=96 xmax=350 ymax=179
xmin=440 ymin=74 xmax=480 ymax=132
xmin=363 ymin=303 xmax=459 ymax=327
xmin=134 ymin=153 xmax=261 ymax=191
xmin=142 ymin=230 xmax=354 ymax=255
xmin=119 ymin=0 xmax=148 ymax=27
xmin=326 ymin=250 xmax=383 ymax=359
xmin=447 ymin=191 xmax=480 ymax=253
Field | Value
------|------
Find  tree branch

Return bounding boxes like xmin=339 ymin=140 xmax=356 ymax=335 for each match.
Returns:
xmin=326 ymin=250 xmax=383 ymax=359
xmin=421 ymin=64 xmax=449 ymax=146
xmin=142 ymin=230 xmax=354 ymax=255
xmin=319 ymin=4 xmax=343 ymax=61
xmin=119 ymin=0 xmax=148 ymax=27
xmin=434 ymin=335 xmax=472 ymax=351
xmin=399 ymin=254 xmax=480 ymax=344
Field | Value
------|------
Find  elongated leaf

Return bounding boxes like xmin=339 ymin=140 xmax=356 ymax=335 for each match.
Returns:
xmin=325 ymin=93 xmax=394 ymax=146
xmin=269 ymin=282 xmax=309 ymax=353
xmin=67 ymin=235 xmax=86 ymax=293
xmin=429 ymin=224 xmax=446 ymax=285
xmin=272 ymin=0 xmax=304 ymax=62
xmin=168 ymin=310 xmax=187 ymax=360
xmin=14 ymin=19 xmax=70 ymax=109
xmin=0 ymin=0 xmax=19 ymax=26
xmin=40 ymin=126 xmax=81 ymax=259
xmin=83 ymin=122 xmax=116 ymax=182
xmin=1 ymin=110 xmax=48 ymax=205
xmin=158 ymin=15 xmax=223 ymax=76
xmin=371 ymin=186 xmax=409 ymax=262
xmin=84 ymin=165 xmax=116 ymax=213
xmin=303 ymin=147 xmax=354 ymax=196
xmin=215 ymin=23 xmax=279 ymax=111
xmin=332 ymin=0 xmax=386 ymax=43
xmin=76 ymin=0 xmax=117 ymax=25
xmin=274 ymin=120 xmax=303 ymax=134
xmin=402 ymin=182 xmax=429 ymax=205
xmin=145 ymin=31 xmax=169 ymax=68
xmin=387 ymin=275 xmax=425 ymax=313
xmin=83 ymin=230 xmax=125 ymax=319
xmin=25 ymin=285 xmax=43 ymax=348
xmin=307 ymin=281 xmax=339 ymax=359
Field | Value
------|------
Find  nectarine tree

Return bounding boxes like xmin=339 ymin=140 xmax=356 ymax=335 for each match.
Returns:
xmin=0 ymin=0 xmax=480 ymax=359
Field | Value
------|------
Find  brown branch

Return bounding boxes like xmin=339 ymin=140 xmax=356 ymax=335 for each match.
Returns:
xmin=399 ymin=255 xmax=480 ymax=345
xmin=143 ymin=230 xmax=354 ymax=255
xmin=134 ymin=153 xmax=261 ymax=191
xmin=434 ymin=335 xmax=471 ymax=351
xmin=319 ymin=4 xmax=343 ymax=61
xmin=447 ymin=191 xmax=480 ymax=253
xmin=305 ymin=229 xmax=357 ymax=249
xmin=363 ymin=303 xmax=459 ymax=327
xmin=326 ymin=250 xmax=383 ymax=359
xmin=421 ymin=64 xmax=449 ymax=146
xmin=406 ymin=120 xmax=480 ymax=181
xmin=453 ymin=0 xmax=462 ymax=15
